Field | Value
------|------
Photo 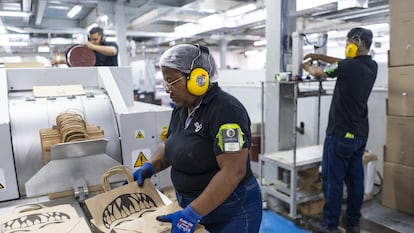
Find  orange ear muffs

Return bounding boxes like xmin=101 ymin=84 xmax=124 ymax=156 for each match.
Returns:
xmin=187 ymin=67 xmax=210 ymax=96
xmin=345 ymin=43 xmax=358 ymax=58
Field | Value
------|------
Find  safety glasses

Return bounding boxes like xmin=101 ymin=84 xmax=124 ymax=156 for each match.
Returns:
xmin=163 ymin=76 xmax=185 ymax=92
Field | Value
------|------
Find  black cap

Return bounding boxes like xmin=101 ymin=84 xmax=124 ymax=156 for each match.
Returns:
xmin=347 ymin=27 xmax=373 ymax=49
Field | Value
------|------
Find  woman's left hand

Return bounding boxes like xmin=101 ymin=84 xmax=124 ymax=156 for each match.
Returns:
xmin=156 ymin=205 xmax=202 ymax=233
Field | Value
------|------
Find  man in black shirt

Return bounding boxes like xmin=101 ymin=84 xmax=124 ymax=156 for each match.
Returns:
xmin=303 ymin=27 xmax=378 ymax=233
xmin=51 ymin=26 xmax=118 ymax=66
xmin=85 ymin=26 xmax=118 ymax=66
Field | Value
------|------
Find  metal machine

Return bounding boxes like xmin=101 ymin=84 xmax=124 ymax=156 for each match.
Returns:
xmin=0 ymin=67 xmax=172 ymax=204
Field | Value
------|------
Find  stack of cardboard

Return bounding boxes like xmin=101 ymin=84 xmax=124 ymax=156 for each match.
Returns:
xmin=297 ymin=166 xmax=324 ymax=216
xmin=382 ymin=0 xmax=414 ymax=215
xmin=298 ymin=197 xmax=325 ymax=216
xmin=298 ymin=166 xmax=322 ymax=194
xmin=39 ymin=124 xmax=105 ymax=164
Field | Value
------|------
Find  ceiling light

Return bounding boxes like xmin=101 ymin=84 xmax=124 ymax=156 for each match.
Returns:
xmin=0 ymin=11 xmax=31 ymax=17
xmin=100 ymin=15 xmax=108 ymax=22
xmin=67 ymin=4 xmax=82 ymax=18
xmin=244 ymin=50 xmax=259 ymax=56
xmin=226 ymin=4 xmax=257 ymax=17
xmin=47 ymin=5 xmax=70 ymax=10
xmin=253 ymin=40 xmax=266 ymax=46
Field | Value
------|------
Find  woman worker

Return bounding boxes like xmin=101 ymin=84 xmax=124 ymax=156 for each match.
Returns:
xmin=132 ymin=44 xmax=262 ymax=233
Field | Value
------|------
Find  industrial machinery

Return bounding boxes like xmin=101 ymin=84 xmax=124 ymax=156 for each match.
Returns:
xmin=0 ymin=67 xmax=172 ymax=214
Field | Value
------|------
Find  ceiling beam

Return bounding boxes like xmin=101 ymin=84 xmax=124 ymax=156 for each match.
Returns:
xmin=22 ymin=0 xmax=31 ymax=11
xmin=35 ymin=0 xmax=47 ymax=25
xmin=22 ymin=0 xmax=32 ymax=23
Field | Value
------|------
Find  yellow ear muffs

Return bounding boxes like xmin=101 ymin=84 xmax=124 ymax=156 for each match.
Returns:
xmin=345 ymin=43 xmax=358 ymax=58
xmin=187 ymin=67 xmax=210 ymax=96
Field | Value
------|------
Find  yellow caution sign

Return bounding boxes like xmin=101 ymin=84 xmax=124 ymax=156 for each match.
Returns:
xmin=0 ymin=183 xmax=4 ymax=189
xmin=135 ymin=130 xmax=144 ymax=139
xmin=134 ymin=152 xmax=148 ymax=167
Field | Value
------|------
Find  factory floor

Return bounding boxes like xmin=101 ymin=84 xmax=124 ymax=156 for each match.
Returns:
xmin=260 ymin=193 xmax=414 ymax=233
xmin=251 ymin=162 xmax=414 ymax=233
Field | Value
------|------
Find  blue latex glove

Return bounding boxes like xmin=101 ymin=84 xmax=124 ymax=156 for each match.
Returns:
xmin=156 ymin=205 xmax=202 ymax=233
xmin=132 ymin=162 xmax=154 ymax=186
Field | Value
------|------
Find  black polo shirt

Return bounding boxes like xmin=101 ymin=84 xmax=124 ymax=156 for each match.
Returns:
xmin=324 ymin=55 xmax=377 ymax=139
xmin=94 ymin=41 xmax=118 ymax=66
xmin=165 ymin=82 xmax=253 ymax=197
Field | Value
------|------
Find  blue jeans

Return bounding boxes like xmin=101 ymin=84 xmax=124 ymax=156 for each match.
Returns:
xmin=176 ymin=177 xmax=263 ymax=233
xmin=322 ymin=135 xmax=366 ymax=229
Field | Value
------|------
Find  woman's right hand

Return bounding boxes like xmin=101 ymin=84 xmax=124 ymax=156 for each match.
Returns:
xmin=132 ymin=161 xmax=155 ymax=186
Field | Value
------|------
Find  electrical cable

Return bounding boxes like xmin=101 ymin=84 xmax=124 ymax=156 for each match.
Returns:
xmin=300 ymin=33 xmax=329 ymax=67
xmin=300 ymin=33 xmax=329 ymax=51
xmin=373 ymin=170 xmax=382 ymax=196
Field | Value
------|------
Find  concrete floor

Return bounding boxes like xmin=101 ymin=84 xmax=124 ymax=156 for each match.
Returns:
xmin=305 ymin=195 xmax=414 ymax=233
xmin=263 ymin=195 xmax=414 ymax=233
xmin=252 ymin=161 xmax=414 ymax=233
xmin=360 ymin=196 xmax=414 ymax=233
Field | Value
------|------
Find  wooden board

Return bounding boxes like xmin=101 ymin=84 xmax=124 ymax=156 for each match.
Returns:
xmin=33 ymin=85 xmax=85 ymax=97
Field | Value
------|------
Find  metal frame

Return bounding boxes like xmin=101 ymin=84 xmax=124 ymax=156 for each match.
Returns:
xmin=261 ymin=80 xmax=328 ymax=218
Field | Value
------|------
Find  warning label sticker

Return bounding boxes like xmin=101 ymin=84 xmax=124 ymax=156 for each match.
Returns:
xmin=135 ymin=130 xmax=145 ymax=140
xmin=0 ymin=183 xmax=4 ymax=189
xmin=132 ymin=148 xmax=151 ymax=168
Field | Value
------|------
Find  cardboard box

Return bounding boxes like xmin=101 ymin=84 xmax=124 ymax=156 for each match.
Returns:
xmin=299 ymin=177 xmax=322 ymax=194
xmin=298 ymin=166 xmax=322 ymax=194
xmin=298 ymin=166 xmax=319 ymax=177
xmin=390 ymin=0 xmax=414 ymax=16
xmin=382 ymin=162 xmax=414 ymax=215
xmin=385 ymin=116 xmax=414 ymax=166
xmin=387 ymin=66 xmax=414 ymax=116
xmin=297 ymin=198 xmax=324 ymax=216
xmin=389 ymin=0 xmax=414 ymax=66
xmin=4 ymin=62 xmax=44 ymax=68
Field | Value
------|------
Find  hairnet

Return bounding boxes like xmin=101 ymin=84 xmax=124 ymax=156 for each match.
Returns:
xmin=159 ymin=44 xmax=218 ymax=82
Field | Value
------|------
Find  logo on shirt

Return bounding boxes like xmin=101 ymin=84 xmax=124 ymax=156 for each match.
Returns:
xmin=194 ymin=122 xmax=202 ymax=132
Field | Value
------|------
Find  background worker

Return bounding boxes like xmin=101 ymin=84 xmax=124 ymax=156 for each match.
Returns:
xmin=303 ymin=27 xmax=377 ymax=233
xmin=51 ymin=26 xmax=118 ymax=66
xmin=132 ymin=44 xmax=263 ymax=233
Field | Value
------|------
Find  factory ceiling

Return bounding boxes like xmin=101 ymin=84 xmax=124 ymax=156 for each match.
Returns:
xmin=0 ymin=0 xmax=389 ymax=57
